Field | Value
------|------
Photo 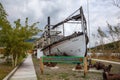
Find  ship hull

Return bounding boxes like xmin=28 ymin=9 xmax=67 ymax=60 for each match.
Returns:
xmin=43 ymin=34 xmax=87 ymax=57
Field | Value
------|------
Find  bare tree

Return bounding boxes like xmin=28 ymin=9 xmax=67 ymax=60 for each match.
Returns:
xmin=114 ymin=25 xmax=120 ymax=54
xmin=107 ymin=23 xmax=116 ymax=41
xmin=112 ymin=0 xmax=120 ymax=8
xmin=107 ymin=23 xmax=120 ymax=45
xmin=97 ymin=27 xmax=107 ymax=52
xmin=114 ymin=25 xmax=120 ymax=40
xmin=92 ymin=33 xmax=99 ymax=52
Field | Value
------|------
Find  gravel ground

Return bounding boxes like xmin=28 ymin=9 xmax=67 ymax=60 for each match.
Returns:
xmin=32 ymin=56 xmax=120 ymax=80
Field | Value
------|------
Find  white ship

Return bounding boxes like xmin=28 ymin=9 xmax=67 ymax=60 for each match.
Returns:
xmin=40 ymin=7 xmax=89 ymax=57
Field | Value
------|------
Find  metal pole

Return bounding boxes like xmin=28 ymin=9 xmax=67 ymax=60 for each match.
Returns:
xmin=63 ymin=23 xmax=65 ymax=36
xmin=48 ymin=16 xmax=51 ymax=54
xmin=48 ymin=17 xmax=50 ymax=40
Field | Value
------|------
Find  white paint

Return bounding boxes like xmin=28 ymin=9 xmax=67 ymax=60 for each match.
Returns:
xmin=44 ymin=35 xmax=86 ymax=57
xmin=37 ymin=49 xmax=43 ymax=59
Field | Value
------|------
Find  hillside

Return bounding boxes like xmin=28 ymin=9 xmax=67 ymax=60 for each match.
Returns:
xmin=90 ymin=40 xmax=120 ymax=53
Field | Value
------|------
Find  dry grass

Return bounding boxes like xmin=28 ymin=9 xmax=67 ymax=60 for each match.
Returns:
xmin=32 ymin=55 xmax=120 ymax=80
xmin=91 ymin=53 xmax=120 ymax=62
xmin=32 ymin=56 xmax=103 ymax=80
xmin=0 ymin=62 xmax=14 ymax=80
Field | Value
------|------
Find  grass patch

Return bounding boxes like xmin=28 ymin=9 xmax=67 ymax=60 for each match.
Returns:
xmin=59 ymin=73 xmax=69 ymax=79
xmin=0 ymin=62 xmax=14 ymax=80
xmin=0 ymin=56 xmax=25 ymax=80
xmin=91 ymin=53 xmax=120 ymax=62
xmin=97 ymin=57 xmax=120 ymax=62
xmin=81 ymin=75 xmax=90 ymax=79
xmin=32 ymin=55 xmax=120 ymax=80
xmin=71 ymin=73 xmax=76 ymax=76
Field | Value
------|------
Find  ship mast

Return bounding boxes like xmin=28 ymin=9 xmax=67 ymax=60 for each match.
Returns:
xmin=48 ymin=16 xmax=51 ymax=54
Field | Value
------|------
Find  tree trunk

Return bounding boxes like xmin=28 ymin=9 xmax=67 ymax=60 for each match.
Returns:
xmin=15 ymin=54 xmax=18 ymax=66
xmin=12 ymin=54 xmax=14 ymax=67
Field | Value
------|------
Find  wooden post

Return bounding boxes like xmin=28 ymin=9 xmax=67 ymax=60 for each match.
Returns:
xmin=84 ymin=57 xmax=88 ymax=77
xmin=40 ymin=57 xmax=44 ymax=74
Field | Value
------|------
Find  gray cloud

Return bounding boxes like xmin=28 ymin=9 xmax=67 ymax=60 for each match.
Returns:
xmin=1 ymin=0 xmax=120 ymax=47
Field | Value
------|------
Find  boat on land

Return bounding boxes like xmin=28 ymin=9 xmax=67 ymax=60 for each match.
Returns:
xmin=40 ymin=7 xmax=89 ymax=57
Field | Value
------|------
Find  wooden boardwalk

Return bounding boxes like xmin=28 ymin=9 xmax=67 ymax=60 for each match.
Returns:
xmin=10 ymin=54 xmax=37 ymax=80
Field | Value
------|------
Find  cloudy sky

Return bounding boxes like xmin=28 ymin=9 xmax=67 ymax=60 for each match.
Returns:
xmin=1 ymin=0 xmax=120 ymax=47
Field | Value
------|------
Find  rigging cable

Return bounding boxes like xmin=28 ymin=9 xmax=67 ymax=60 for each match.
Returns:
xmin=66 ymin=8 xmax=80 ymax=19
